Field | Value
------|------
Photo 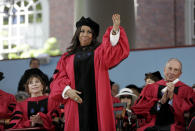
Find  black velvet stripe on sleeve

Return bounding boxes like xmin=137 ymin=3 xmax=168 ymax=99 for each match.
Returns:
xmin=11 ymin=116 xmax=21 ymax=120
xmin=8 ymin=106 xmax=14 ymax=112
xmin=9 ymin=103 xmax=16 ymax=106
xmin=7 ymin=123 xmax=16 ymax=128
xmin=173 ymin=86 xmax=180 ymax=95
xmin=51 ymin=110 xmax=60 ymax=117
xmin=157 ymin=85 xmax=165 ymax=98
xmin=136 ymin=96 xmax=142 ymax=104
xmin=8 ymin=103 xmax=16 ymax=111
xmin=150 ymin=102 xmax=158 ymax=114
xmin=190 ymin=98 xmax=194 ymax=104
xmin=11 ymin=111 xmax=23 ymax=117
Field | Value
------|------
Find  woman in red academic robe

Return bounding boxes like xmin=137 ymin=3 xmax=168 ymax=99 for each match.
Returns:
xmin=50 ymin=14 xmax=130 ymax=131
xmin=8 ymin=68 xmax=60 ymax=131
xmin=0 ymin=72 xmax=16 ymax=130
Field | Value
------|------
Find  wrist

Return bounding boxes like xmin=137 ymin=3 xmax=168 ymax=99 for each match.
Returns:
xmin=168 ymin=91 xmax=173 ymax=99
xmin=169 ymin=94 xmax=173 ymax=99
xmin=62 ymin=85 xmax=71 ymax=99
xmin=113 ymin=26 xmax=119 ymax=31
xmin=112 ymin=28 xmax=119 ymax=35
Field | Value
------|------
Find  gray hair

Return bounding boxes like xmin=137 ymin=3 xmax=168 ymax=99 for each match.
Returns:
xmin=165 ymin=58 xmax=182 ymax=71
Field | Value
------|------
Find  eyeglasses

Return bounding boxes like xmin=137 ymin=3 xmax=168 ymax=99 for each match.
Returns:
xmin=120 ymin=95 xmax=132 ymax=99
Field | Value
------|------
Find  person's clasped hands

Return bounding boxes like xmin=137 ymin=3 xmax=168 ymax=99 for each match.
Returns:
xmin=30 ymin=113 xmax=43 ymax=127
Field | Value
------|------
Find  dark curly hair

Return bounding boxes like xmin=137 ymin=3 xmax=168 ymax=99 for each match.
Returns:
xmin=67 ymin=26 xmax=100 ymax=56
xmin=145 ymin=71 xmax=163 ymax=82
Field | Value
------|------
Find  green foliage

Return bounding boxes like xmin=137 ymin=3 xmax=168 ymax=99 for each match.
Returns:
xmin=7 ymin=37 xmax=61 ymax=59
xmin=36 ymin=13 xmax=42 ymax=23
xmin=43 ymin=37 xmax=61 ymax=56
xmin=8 ymin=53 xmax=20 ymax=59
xmin=36 ymin=3 xmax=42 ymax=11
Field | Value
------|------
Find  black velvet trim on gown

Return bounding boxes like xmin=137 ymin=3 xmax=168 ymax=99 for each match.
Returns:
xmin=155 ymin=85 xmax=175 ymax=127
xmin=27 ymin=98 xmax=48 ymax=119
xmin=74 ymin=50 xmax=98 ymax=131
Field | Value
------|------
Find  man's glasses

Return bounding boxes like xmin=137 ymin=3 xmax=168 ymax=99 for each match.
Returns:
xmin=120 ymin=95 xmax=132 ymax=99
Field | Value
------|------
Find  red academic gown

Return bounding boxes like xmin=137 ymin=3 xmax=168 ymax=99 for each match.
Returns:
xmin=131 ymin=80 xmax=194 ymax=131
xmin=50 ymin=26 xmax=130 ymax=131
xmin=188 ymin=116 xmax=195 ymax=131
xmin=8 ymin=95 xmax=59 ymax=131
xmin=188 ymin=92 xmax=195 ymax=131
xmin=0 ymin=90 xmax=16 ymax=130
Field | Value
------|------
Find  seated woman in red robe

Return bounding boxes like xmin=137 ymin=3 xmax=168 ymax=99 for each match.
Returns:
xmin=0 ymin=72 xmax=16 ymax=130
xmin=8 ymin=68 xmax=60 ymax=130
